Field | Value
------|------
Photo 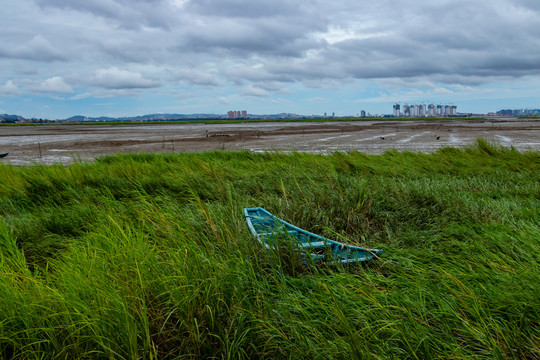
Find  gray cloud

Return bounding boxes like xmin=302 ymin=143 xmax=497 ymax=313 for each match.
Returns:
xmin=243 ymin=0 xmax=540 ymax=85
xmin=186 ymin=0 xmax=303 ymax=18
xmin=2 ymin=0 xmax=540 ymax=107
xmin=514 ymin=0 xmax=540 ymax=11
xmin=168 ymin=69 xmax=219 ymax=86
xmin=35 ymin=0 xmax=182 ymax=29
xmin=36 ymin=0 xmax=123 ymax=19
xmin=0 ymin=35 xmax=67 ymax=62
xmin=175 ymin=15 xmax=327 ymax=58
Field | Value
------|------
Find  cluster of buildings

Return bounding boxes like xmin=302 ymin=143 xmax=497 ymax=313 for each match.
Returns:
xmin=393 ymin=104 xmax=457 ymax=117
xmin=322 ymin=111 xmax=368 ymax=118
xmin=494 ymin=109 xmax=540 ymax=116
xmin=227 ymin=110 xmax=248 ymax=119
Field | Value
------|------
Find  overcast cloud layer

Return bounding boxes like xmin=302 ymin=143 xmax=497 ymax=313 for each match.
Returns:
xmin=1 ymin=0 xmax=540 ymax=118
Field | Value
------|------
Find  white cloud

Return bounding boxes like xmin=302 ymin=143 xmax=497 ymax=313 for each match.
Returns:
xmin=168 ymin=0 xmax=188 ymax=9
xmin=170 ymin=89 xmax=196 ymax=99
xmin=70 ymin=92 xmax=93 ymax=100
xmin=90 ymin=67 xmax=161 ymax=89
xmin=271 ymin=98 xmax=291 ymax=105
xmin=243 ymin=85 xmax=269 ymax=97
xmin=0 ymin=80 xmax=20 ymax=95
xmin=32 ymin=76 xmax=73 ymax=93
xmin=219 ymin=97 xmax=231 ymax=105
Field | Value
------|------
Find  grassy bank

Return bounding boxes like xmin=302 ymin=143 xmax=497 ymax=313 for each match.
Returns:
xmin=0 ymin=140 xmax=538 ymax=359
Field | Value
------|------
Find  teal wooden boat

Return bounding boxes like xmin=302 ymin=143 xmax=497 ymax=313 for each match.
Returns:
xmin=244 ymin=207 xmax=382 ymax=264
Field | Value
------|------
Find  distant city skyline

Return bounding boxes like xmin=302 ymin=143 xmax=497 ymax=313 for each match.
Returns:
xmin=1 ymin=1 xmax=540 ymax=119
xmin=3 ymin=105 xmax=540 ymax=123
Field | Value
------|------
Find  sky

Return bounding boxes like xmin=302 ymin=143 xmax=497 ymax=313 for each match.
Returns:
xmin=1 ymin=0 xmax=540 ymax=119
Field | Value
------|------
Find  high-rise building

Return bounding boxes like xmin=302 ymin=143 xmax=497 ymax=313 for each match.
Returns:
xmin=393 ymin=104 xmax=400 ymax=117
xmin=403 ymin=105 xmax=410 ymax=117
xmin=428 ymin=104 xmax=435 ymax=116
xmin=361 ymin=110 xmax=366 ymax=117
xmin=419 ymin=104 xmax=425 ymax=116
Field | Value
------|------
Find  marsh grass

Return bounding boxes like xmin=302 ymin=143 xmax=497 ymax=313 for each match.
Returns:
xmin=0 ymin=140 xmax=538 ymax=359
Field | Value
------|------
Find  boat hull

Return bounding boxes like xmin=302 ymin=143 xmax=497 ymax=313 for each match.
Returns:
xmin=244 ymin=207 xmax=382 ymax=264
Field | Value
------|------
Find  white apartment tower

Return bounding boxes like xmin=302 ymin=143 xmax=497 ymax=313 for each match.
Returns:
xmin=403 ymin=105 xmax=410 ymax=117
xmin=393 ymin=104 xmax=401 ymax=117
xmin=428 ymin=104 xmax=435 ymax=116
xmin=418 ymin=104 xmax=425 ymax=116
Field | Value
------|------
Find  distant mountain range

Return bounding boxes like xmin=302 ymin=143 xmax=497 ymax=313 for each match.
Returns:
xmin=1 ymin=113 xmax=224 ymax=122
xmin=2 ymin=112 xmax=311 ymax=122
xmin=0 ymin=114 xmax=26 ymax=121
xmin=65 ymin=113 xmax=222 ymax=122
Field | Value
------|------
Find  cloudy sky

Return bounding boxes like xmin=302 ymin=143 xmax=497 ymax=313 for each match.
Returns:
xmin=1 ymin=0 xmax=540 ymax=118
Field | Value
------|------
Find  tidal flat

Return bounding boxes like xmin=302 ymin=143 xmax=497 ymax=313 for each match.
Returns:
xmin=1 ymin=118 xmax=538 ymax=165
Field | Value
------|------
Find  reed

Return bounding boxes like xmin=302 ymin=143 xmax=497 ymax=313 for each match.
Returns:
xmin=0 ymin=140 xmax=538 ymax=359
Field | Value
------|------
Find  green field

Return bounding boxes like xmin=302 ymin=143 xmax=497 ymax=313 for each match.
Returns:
xmin=0 ymin=139 xmax=538 ymax=359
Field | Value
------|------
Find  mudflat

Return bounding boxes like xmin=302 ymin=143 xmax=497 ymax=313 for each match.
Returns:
xmin=1 ymin=118 xmax=538 ymax=165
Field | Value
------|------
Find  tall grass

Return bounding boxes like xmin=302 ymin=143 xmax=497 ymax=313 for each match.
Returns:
xmin=0 ymin=139 xmax=538 ymax=359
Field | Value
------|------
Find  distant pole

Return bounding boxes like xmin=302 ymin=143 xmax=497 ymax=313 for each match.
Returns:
xmin=171 ymin=140 xmax=175 ymax=151
xmin=38 ymin=142 xmax=42 ymax=158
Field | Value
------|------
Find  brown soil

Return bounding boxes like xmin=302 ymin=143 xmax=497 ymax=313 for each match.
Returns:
xmin=1 ymin=118 xmax=538 ymax=165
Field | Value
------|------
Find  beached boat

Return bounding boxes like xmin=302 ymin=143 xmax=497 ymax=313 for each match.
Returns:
xmin=0 ymin=153 xmax=8 ymax=158
xmin=244 ymin=207 xmax=382 ymax=264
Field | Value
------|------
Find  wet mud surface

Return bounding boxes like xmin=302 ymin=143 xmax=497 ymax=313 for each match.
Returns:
xmin=1 ymin=119 xmax=539 ymax=165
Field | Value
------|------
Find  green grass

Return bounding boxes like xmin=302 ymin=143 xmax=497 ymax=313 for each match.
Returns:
xmin=0 ymin=139 xmax=538 ymax=359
